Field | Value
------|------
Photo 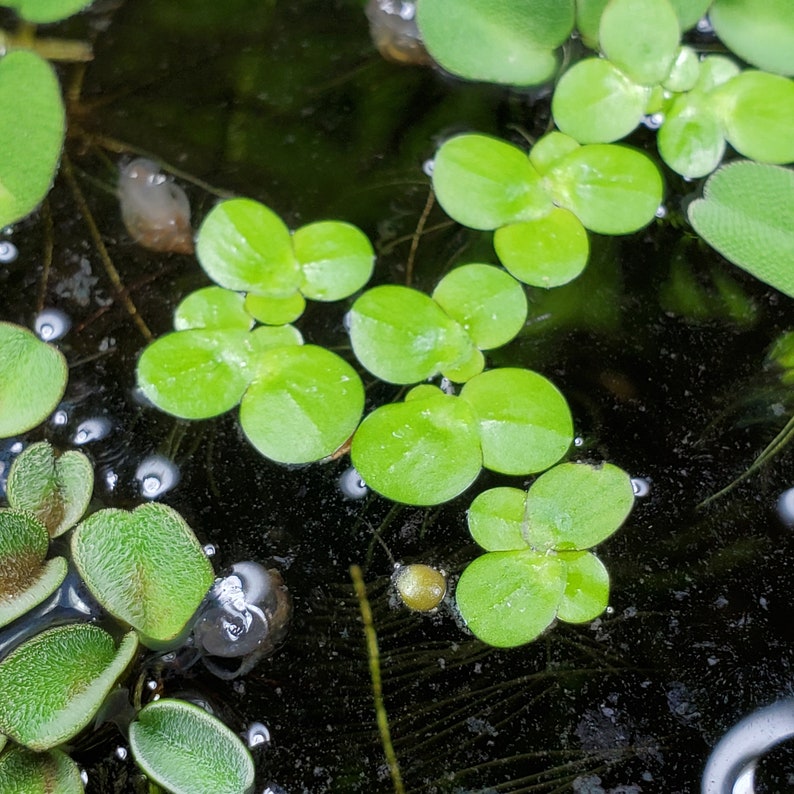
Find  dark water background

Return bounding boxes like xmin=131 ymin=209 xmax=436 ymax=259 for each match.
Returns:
xmin=2 ymin=2 xmax=794 ymax=792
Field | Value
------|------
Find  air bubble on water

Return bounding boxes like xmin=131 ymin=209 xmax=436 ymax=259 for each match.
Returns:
xmin=80 ymin=769 xmax=89 ymax=785
xmin=439 ymin=377 xmax=456 ymax=395
xmin=114 ymin=746 xmax=127 ymax=760
xmin=573 ymin=436 xmax=584 ymax=447
xmin=52 ymin=409 xmax=69 ymax=426
xmin=422 ymin=158 xmax=435 ymax=177
xmin=0 ymin=241 xmax=18 ymax=263
xmin=339 ymin=466 xmax=368 ymax=499
xmin=655 ymin=204 xmax=667 ymax=219
xmin=342 ymin=311 xmax=353 ymax=332
xmin=245 ymin=721 xmax=272 ymax=748
xmin=146 ymin=680 xmax=158 ymax=691
xmin=104 ymin=469 xmax=119 ymax=491
xmin=696 ymin=17 xmax=713 ymax=34
xmin=262 ymin=785 xmax=288 ymax=794
xmin=135 ymin=454 xmax=180 ymax=499
xmin=631 ymin=477 xmax=651 ymax=498
xmin=776 ymin=487 xmax=794 ymax=527
xmin=642 ymin=112 xmax=665 ymax=130
xmin=203 ymin=543 xmax=218 ymax=558
xmin=34 ymin=308 xmax=71 ymax=341
xmin=73 ymin=417 xmax=111 ymax=444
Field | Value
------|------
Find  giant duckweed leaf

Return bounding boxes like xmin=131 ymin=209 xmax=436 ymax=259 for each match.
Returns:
xmin=688 ymin=162 xmax=794 ymax=297
xmin=467 ymin=486 xmax=527 ymax=551
xmin=416 ymin=0 xmax=573 ymax=86
xmin=195 ymin=198 xmax=301 ymax=297
xmin=129 ymin=699 xmax=255 ymax=794
xmin=432 ymin=134 xmax=552 ymax=230
xmin=4 ymin=0 xmax=94 ymax=23
xmin=136 ymin=328 xmax=257 ymax=419
xmin=709 ymin=0 xmax=794 ymax=76
xmin=431 ymin=264 xmax=527 ymax=350
xmin=598 ymin=0 xmax=680 ymax=85
xmin=351 ymin=390 xmax=482 ymax=505
xmin=0 ymin=322 xmax=68 ymax=438
xmin=294 ymin=220 xmax=374 ymax=301
xmin=0 ymin=51 xmax=65 ymax=227
xmin=0 ymin=625 xmax=138 ymax=750
xmin=71 ymin=503 xmax=214 ymax=647
xmin=239 ymin=345 xmax=364 ymax=464
xmin=173 ymin=286 xmax=253 ymax=331
xmin=7 ymin=441 xmax=93 ymax=537
xmin=0 ymin=746 xmax=83 ymax=794
xmin=551 ymin=58 xmax=649 ymax=143
xmin=545 ymin=144 xmax=663 ymax=234
xmin=348 ymin=285 xmax=471 ymax=384
xmin=455 ymin=550 xmax=566 ymax=647
xmin=556 ymin=550 xmax=610 ymax=623
xmin=0 ymin=509 xmax=67 ymax=628
xmin=460 ymin=368 xmax=573 ymax=475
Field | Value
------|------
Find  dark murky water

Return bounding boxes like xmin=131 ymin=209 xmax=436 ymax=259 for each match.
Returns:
xmin=2 ymin=2 xmax=794 ymax=792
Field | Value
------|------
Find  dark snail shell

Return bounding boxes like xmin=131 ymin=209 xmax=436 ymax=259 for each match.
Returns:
xmin=365 ymin=0 xmax=433 ymax=66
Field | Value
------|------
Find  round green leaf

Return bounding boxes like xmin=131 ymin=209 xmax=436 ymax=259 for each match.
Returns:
xmin=0 ymin=51 xmax=65 ymax=228
xmin=245 ymin=290 xmax=306 ymax=325
xmin=195 ymin=198 xmax=301 ymax=297
xmin=524 ymin=462 xmax=635 ymax=550
xmin=71 ymin=503 xmax=214 ymax=647
xmin=662 ymin=45 xmax=700 ymax=92
xmin=129 ymin=699 xmax=254 ymax=794
xmin=174 ymin=286 xmax=253 ymax=331
xmin=249 ymin=323 xmax=304 ymax=350
xmin=441 ymin=345 xmax=485 ymax=384
xmin=494 ymin=208 xmax=590 ymax=288
xmin=7 ymin=441 xmax=93 ymax=537
xmin=467 ymin=486 xmax=528 ymax=551
xmin=551 ymin=58 xmax=649 ymax=143
xmin=431 ymin=264 xmax=527 ymax=350
xmin=294 ymin=220 xmax=374 ymax=301
xmin=348 ymin=285 xmax=471 ymax=384
xmin=351 ymin=392 xmax=482 ymax=505
xmin=0 ymin=509 xmax=66 ymax=628
xmin=556 ymin=550 xmax=610 ymax=623
xmin=0 ymin=322 xmax=68 ymax=438
xmin=529 ymin=131 xmax=581 ymax=175
xmin=239 ymin=345 xmax=364 ymax=464
xmin=432 ymin=134 xmax=552 ymax=231
xmin=136 ymin=328 xmax=257 ymax=419
xmin=694 ymin=55 xmax=741 ymax=93
xmin=709 ymin=0 xmax=794 ymax=76
xmin=416 ymin=0 xmax=573 ymax=86
xmin=460 ymin=368 xmax=573 ymax=475
xmin=716 ymin=71 xmax=794 ymax=164
xmin=657 ymin=98 xmax=726 ymax=178
xmin=0 ymin=626 xmax=138 ymax=750
xmin=545 ymin=144 xmax=663 ymax=234
xmin=0 ymin=746 xmax=83 ymax=794
xmin=455 ymin=549 xmax=565 ymax=647
xmin=599 ymin=0 xmax=681 ymax=85
xmin=4 ymin=0 xmax=94 ymax=23
xmin=688 ymin=161 xmax=794 ymax=298
xmin=668 ymin=0 xmax=711 ymax=30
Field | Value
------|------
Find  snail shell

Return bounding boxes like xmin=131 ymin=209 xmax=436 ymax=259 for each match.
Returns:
xmin=118 ymin=158 xmax=194 ymax=254
xmin=365 ymin=0 xmax=433 ymax=66
xmin=392 ymin=563 xmax=446 ymax=611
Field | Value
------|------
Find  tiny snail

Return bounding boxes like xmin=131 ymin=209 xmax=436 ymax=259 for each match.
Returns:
xmin=118 ymin=158 xmax=194 ymax=254
xmin=191 ymin=561 xmax=291 ymax=679
xmin=392 ymin=563 xmax=446 ymax=612
xmin=365 ymin=0 xmax=433 ymax=67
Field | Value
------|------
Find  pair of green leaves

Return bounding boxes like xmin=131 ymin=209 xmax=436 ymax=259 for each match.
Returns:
xmin=432 ymin=132 xmax=662 ymax=287
xmin=351 ymin=370 xmax=573 ymax=505
xmin=456 ymin=462 xmax=634 ymax=646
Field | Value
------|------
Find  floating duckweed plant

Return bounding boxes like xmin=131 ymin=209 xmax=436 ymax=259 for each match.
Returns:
xmin=0 ymin=745 xmax=83 ymax=794
xmin=0 ymin=322 xmax=68 ymax=439
xmin=456 ymin=462 xmax=635 ymax=647
xmin=3 ymin=0 xmax=95 ymax=23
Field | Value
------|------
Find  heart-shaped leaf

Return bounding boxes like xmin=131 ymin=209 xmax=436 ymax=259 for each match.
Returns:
xmin=71 ymin=503 xmax=214 ymax=647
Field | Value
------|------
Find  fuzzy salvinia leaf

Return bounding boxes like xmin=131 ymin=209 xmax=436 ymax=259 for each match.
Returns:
xmin=688 ymin=161 xmax=794 ymax=298
xmin=3 ymin=0 xmax=94 ymax=23
xmin=0 ymin=746 xmax=83 ymax=794
xmin=0 ymin=51 xmax=64 ymax=228
xmin=129 ymin=699 xmax=255 ymax=794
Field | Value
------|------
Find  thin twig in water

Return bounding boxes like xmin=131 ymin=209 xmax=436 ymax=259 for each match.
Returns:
xmin=36 ymin=199 xmax=54 ymax=313
xmin=405 ymin=187 xmax=435 ymax=286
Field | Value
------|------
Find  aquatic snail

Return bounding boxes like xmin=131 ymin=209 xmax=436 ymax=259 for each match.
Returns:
xmin=392 ymin=562 xmax=447 ymax=612
xmin=190 ymin=561 xmax=291 ymax=679
xmin=118 ymin=158 xmax=194 ymax=254
xmin=365 ymin=0 xmax=433 ymax=67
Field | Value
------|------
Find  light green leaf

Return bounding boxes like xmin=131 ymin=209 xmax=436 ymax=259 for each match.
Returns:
xmin=174 ymin=286 xmax=253 ymax=331
xmin=245 ymin=291 xmax=306 ymax=325
xmin=239 ymin=345 xmax=364 ymax=464
xmin=0 ymin=746 xmax=83 ymax=794
xmin=455 ymin=550 xmax=566 ymax=647
xmin=529 ymin=131 xmax=581 ymax=175
xmin=0 ymin=322 xmax=68 ymax=438
xmin=129 ymin=699 xmax=255 ymax=794
xmin=0 ymin=50 xmax=65 ymax=227
xmin=0 ymin=626 xmax=137 ymax=750
xmin=4 ymin=0 xmax=94 ymax=23
xmin=7 ymin=441 xmax=93 ymax=537
xmin=432 ymin=134 xmax=552 ymax=230
xmin=688 ymin=161 xmax=794 ymax=298
xmin=657 ymin=97 xmax=726 ymax=178
xmin=556 ymin=550 xmax=610 ymax=623
xmin=667 ymin=0 xmax=711 ymax=30
xmin=460 ymin=368 xmax=573 ymax=475
xmin=663 ymin=45 xmax=700 ymax=92
xmin=494 ymin=207 xmax=590 ymax=287
xmin=71 ymin=503 xmax=214 ymax=647
xmin=431 ymin=264 xmax=527 ymax=350
xmin=467 ymin=487 xmax=528 ymax=551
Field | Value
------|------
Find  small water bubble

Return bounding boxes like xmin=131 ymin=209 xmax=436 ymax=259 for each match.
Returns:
xmin=655 ymin=204 xmax=667 ymax=219
xmin=114 ymin=746 xmax=127 ymax=761
xmin=34 ymin=308 xmax=71 ymax=341
xmin=73 ymin=417 xmax=111 ymax=445
xmin=422 ymin=158 xmax=435 ymax=177
xmin=631 ymin=477 xmax=651 ymax=497
xmin=439 ymin=377 xmax=456 ymax=395
xmin=573 ymin=436 xmax=584 ymax=447
xmin=696 ymin=17 xmax=713 ymax=34
xmin=338 ymin=466 xmax=368 ymax=500
xmin=245 ymin=721 xmax=272 ymax=749
xmin=203 ymin=543 xmax=218 ymax=558
xmin=52 ymin=409 xmax=69 ymax=426
xmin=642 ymin=112 xmax=665 ymax=130
xmin=262 ymin=785 xmax=289 ymax=794
xmin=135 ymin=454 xmax=180 ymax=499
xmin=80 ymin=769 xmax=89 ymax=786
xmin=0 ymin=240 xmax=18 ymax=263
xmin=104 ymin=469 xmax=119 ymax=491
xmin=342 ymin=311 xmax=353 ymax=332
xmin=777 ymin=487 xmax=794 ymax=526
